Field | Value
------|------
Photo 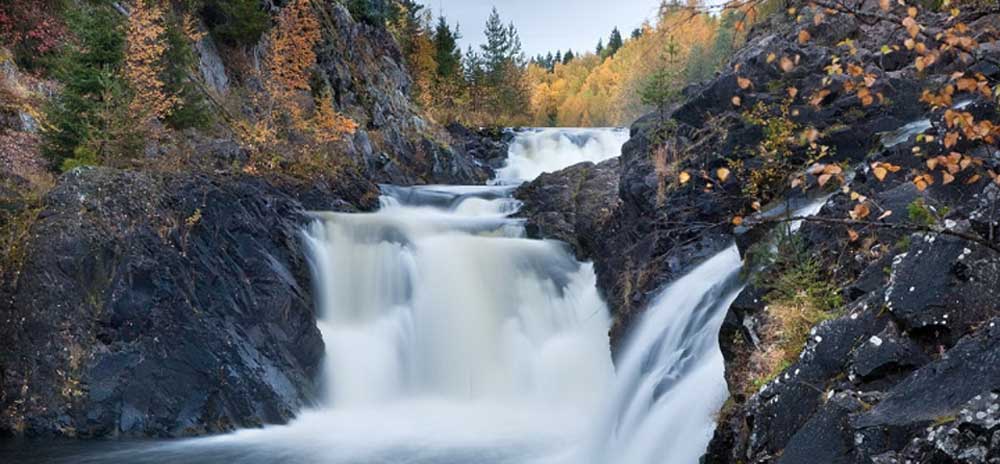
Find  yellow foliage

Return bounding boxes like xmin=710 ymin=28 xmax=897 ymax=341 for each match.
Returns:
xmin=526 ymin=10 xmax=720 ymax=126
xmin=248 ymin=0 xmax=356 ymax=164
xmin=125 ymin=0 xmax=178 ymax=121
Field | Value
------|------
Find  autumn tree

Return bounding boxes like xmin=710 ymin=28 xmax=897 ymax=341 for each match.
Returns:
xmin=125 ymin=0 xmax=178 ymax=123
xmin=250 ymin=0 xmax=356 ymax=169
xmin=0 ymin=0 xmax=68 ymax=71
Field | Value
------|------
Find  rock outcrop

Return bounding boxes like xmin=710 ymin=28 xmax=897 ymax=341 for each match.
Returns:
xmin=311 ymin=3 xmax=493 ymax=185
xmin=514 ymin=158 xmax=620 ymax=260
xmin=0 ymin=168 xmax=378 ymax=437
xmin=516 ymin=0 xmax=1000 ymax=459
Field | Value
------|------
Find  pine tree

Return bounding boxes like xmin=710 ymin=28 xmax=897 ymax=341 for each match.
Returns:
xmin=480 ymin=8 xmax=509 ymax=82
xmin=163 ymin=12 xmax=211 ymax=130
xmin=433 ymin=16 xmax=462 ymax=81
xmin=201 ymin=0 xmax=269 ymax=46
xmin=554 ymin=50 xmax=562 ymax=68
xmin=42 ymin=4 xmax=132 ymax=170
xmin=563 ymin=49 xmax=574 ymax=64
xmin=631 ymin=27 xmax=643 ymax=40
xmin=639 ymin=35 xmax=682 ymax=123
xmin=595 ymin=38 xmax=604 ymax=57
xmin=607 ymin=27 xmax=624 ymax=57
xmin=505 ymin=22 xmax=524 ymax=66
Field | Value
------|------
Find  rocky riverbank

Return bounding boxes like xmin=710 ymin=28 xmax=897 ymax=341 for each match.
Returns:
xmin=517 ymin=1 xmax=1000 ymax=460
xmin=0 ymin=1 xmax=501 ymax=438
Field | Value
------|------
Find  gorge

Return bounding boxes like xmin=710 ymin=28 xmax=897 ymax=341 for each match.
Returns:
xmin=3 ymin=0 xmax=1000 ymax=463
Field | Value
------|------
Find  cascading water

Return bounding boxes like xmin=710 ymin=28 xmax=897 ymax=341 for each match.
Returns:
xmin=494 ymin=128 xmax=630 ymax=184
xmin=12 ymin=128 xmax=794 ymax=464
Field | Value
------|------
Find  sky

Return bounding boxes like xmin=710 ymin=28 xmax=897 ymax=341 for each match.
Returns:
xmin=424 ymin=0 xmax=664 ymax=58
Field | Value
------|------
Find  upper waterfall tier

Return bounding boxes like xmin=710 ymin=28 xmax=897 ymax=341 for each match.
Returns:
xmin=493 ymin=128 xmax=629 ymax=184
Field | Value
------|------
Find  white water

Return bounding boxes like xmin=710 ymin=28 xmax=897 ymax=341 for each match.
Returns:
xmin=35 ymin=128 xmax=760 ymax=464
xmin=588 ymin=246 xmax=745 ymax=464
xmin=494 ymin=128 xmax=630 ymax=184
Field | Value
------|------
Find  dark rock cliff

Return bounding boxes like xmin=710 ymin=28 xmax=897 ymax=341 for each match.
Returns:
xmin=0 ymin=168 xmax=378 ymax=438
xmin=518 ymin=0 xmax=1000 ymax=460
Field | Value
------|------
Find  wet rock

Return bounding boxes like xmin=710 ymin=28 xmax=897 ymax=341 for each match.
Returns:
xmin=777 ymin=391 xmax=868 ymax=464
xmin=514 ymin=158 xmax=620 ymax=260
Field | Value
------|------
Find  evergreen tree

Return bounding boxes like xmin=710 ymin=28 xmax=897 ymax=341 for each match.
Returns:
xmin=607 ymin=27 xmax=624 ymax=57
xmin=554 ymin=50 xmax=562 ymax=68
xmin=595 ymin=38 xmax=604 ymax=56
xmin=164 ymin=10 xmax=211 ymax=130
xmin=42 ymin=5 xmax=134 ymax=170
xmin=505 ymin=22 xmax=524 ymax=65
xmin=639 ymin=36 xmax=682 ymax=123
xmin=387 ymin=0 xmax=425 ymax=58
xmin=480 ymin=8 xmax=510 ymax=82
xmin=433 ymin=16 xmax=462 ymax=81
xmin=464 ymin=45 xmax=482 ymax=83
xmin=563 ymin=49 xmax=574 ymax=64
xmin=631 ymin=27 xmax=643 ymax=40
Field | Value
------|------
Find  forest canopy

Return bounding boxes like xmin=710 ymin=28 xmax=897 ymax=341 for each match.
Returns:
xmin=390 ymin=0 xmax=763 ymax=127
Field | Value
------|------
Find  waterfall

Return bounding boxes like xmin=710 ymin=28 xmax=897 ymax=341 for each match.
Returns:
xmin=34 ymin=128 xmax=781 ymax=464
xmin=494 ymin=128 xmax=630 ymax=184
xmin=301 ymin=186 xmax=615 ymax=411
xmin=588 ymin=245 xmax=745 ymax=464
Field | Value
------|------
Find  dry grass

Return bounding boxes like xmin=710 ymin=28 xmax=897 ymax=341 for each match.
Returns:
xmin=740 ymin=237 xmax=842 ymax=396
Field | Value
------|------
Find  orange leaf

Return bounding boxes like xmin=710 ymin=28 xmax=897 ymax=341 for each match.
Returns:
xmin=787 ymin=87 xmax=799 ymax=98
xmin=679 ymin=171 xmax=691 ymax=184
xmin=944 ymin=132 xmax=959 ymax=148
xmin=732 ymin=216 xmax=744 ymax=226
xmin=798 ymin=30 xmax=811 ymax=44
xmin=966 ymin=174 xmax=982 ymax=185
xmin=873 ymin=166 xmax=888 ymax=181
xmin=780 ymin=56 xmax=795 ymax=73
xmin=738 ymin=77 xmax=752 ymax=90
xmin=818 ymin=173 xmax=832 ymax=187
xmin=717 ymin=167 xmax=731 ymax=182
xmin=942 ymin=171 xmax=955 ymax=185
xmin=823 ymin=164 xmax=843 ymax=175
xmin=731 ymin=96 xmax=742 ymax=107
xmin=851 ymin=203 xmax=871 ymax=220
xmin=847 ymin=229 xmax=860 ymax=242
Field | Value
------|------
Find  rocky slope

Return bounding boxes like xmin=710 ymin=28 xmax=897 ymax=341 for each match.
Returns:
xmin=1 ymin=168 xmax=376 ymax=438
xmin=0 ymin=3 xmax=491 ymax=438
xmin=192 ymin=2 xmax=492 ymax=186
xmin=518 ymin=0 xmax=1000 ymax=460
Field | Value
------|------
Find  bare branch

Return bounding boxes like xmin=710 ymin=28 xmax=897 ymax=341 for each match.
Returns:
xmin=748 ymin=215 xmax=1000 ymax=254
